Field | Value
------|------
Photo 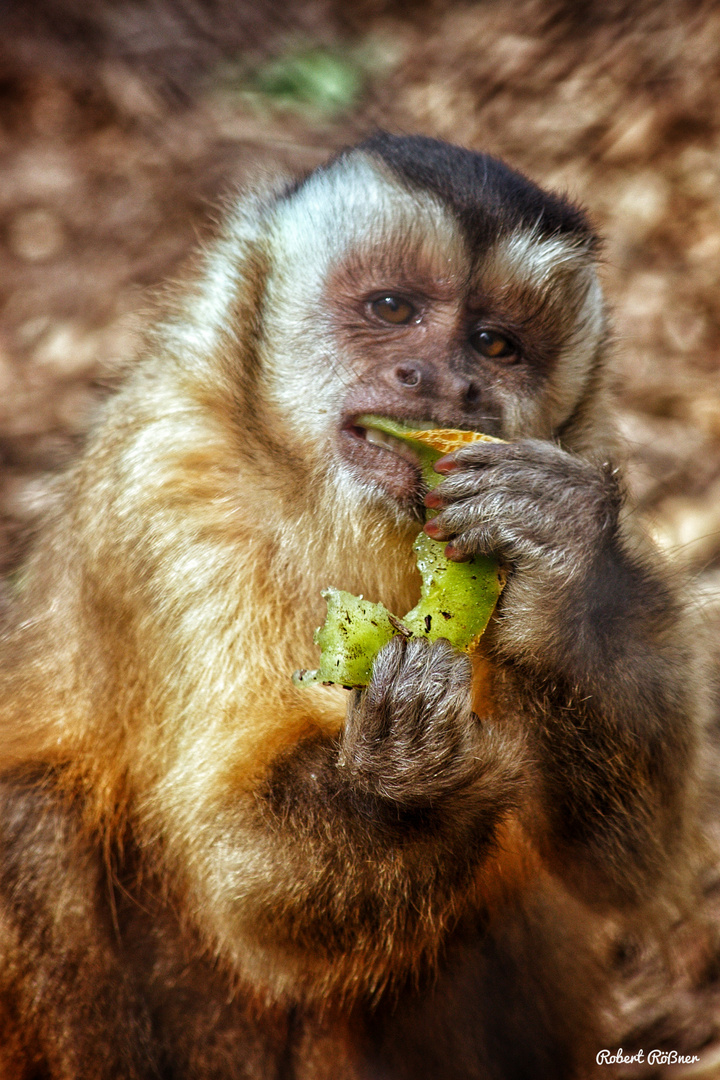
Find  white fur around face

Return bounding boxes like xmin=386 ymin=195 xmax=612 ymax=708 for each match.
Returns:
xmin=545 ymin=270 xmax=605 ymax=430
xmin=258 ymin=153 xmax=465 ymax=446
xmin=485 ymin=227 xmax=587 ymax=289
xmin=157 ymin=186 xmax=282 ymax=374
xmin=478 ymin=226 xmax=606 ymax=438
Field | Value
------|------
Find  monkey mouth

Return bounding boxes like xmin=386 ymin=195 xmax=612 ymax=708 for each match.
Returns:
xmin=349 ymin=420 xmax=431 ymax=466
xmin=340 ymin=416 xmax=436 ymax=505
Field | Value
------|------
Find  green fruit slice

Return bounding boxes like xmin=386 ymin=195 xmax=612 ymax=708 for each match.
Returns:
xmin=292 ymin=589 xmax=398 ymax=689
xmin=292 ymin=418 xmax=505 ymax=688
xmin=401 ymin=531 xmax=504 ymax=650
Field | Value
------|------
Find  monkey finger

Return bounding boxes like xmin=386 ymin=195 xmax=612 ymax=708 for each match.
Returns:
xmin=424 ymin=502 xmax=484 ymax=540
xmin=444 ymin=543 xmax=474 ymax=562
xmin=433 ymin=442 xmax=503 ymax=476
xmin=425 ymin=491 xmax=517 ymax=536
xmin=443 ymin=441 xmax=513 ymax=469
xmin=424 ymin=517 xmax=451 ymax=540
xmin=427 ymin=473 xmax=502 ymax=507
xmin=453 ymin=438 xmax=555 ymax=464
xmin=442 ymin=527 xmax=499 ymax=561
xmin=431 ymin=466 xmax=587 ymax=515
xmin=423 ymin=489 xmax=446 ymax=510
xmin=433 ymin=454 xmax=460 ymax=475
xmin=448 ymin=440 xmax=595 ymax=487
xmin=364 ymin=635 xmax=410 ymax=703
xmin=364 ymin=636 xmax=448 ymax=716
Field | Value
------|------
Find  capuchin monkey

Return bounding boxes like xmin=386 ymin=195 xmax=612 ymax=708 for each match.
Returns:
xmin=0 ymin=133 xmax=706 ymax=1078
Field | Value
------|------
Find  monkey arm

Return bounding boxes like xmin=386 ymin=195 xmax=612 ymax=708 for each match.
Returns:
xmin=423 ymin=439 xmax=701 ymax=901
xmin=247 ymin=637 xmax=526 ymax=999
xmin=514 ymin=537 xmax=697 ymax=903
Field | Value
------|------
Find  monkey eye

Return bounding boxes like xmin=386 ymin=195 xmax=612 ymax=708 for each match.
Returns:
xmin=370 ymin=295 xmax=416 ymax=325
xmin=469 ymin=329 xmax=518 ymax=362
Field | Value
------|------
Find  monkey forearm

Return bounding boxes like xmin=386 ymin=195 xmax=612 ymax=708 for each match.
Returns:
xmin=528 ymin=686 xmax=694 ymax=902
xmin=492 ymin=540 xmax=697 ymax=898
xmin=500 ymin=531 xmax=691 ymax=716
xmin=255 ymin=686 xmax=524 ymax=957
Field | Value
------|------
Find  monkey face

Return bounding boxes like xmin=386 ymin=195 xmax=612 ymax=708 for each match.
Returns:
xmin=259 ymin=137 xmax=606 ymax=514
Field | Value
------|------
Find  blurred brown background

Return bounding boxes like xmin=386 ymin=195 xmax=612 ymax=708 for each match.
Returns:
xmin=1 ymin=0 xmax=719 ymax=603
xmin=2 ymin=0 xmax=720 ymax=1063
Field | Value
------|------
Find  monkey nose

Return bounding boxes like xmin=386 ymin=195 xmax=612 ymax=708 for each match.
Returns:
xmin=387 ymin=361 xmax=482 ymax=411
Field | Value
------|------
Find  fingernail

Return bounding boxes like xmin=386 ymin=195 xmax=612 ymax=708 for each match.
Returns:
xmin=424 ymin=519 xmax=445 ymax=539
xmin=424 ymin=491 xmax=444 ymax=509
xmin=445 ymin=543 xmax=471 ymax=562
xmin=433 ymin=455 xmax=459 ymax=474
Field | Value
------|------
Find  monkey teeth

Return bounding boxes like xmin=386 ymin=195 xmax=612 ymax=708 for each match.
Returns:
xmin=360 ymin=426 xmax=423 ymax=468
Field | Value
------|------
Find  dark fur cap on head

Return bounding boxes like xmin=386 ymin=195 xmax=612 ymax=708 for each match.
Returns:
xmin=355 ymin=131 xmax=596 ymax=250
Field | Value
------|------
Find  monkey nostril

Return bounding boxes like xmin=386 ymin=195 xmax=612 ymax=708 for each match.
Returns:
xmin=394 ymin=363 xmax=422 ymax=388
xmin=464 ymin=381 xmax=480 ymax=407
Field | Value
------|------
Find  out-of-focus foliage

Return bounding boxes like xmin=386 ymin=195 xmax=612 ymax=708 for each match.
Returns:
xmin=243 ymin=46 xmax=363 ymax=116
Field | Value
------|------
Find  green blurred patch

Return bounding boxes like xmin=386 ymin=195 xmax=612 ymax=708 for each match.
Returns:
xmin=252 ymin=48 xmax=362 ymax=115
xmin=216 ymin=44 xmax=369 ymax=119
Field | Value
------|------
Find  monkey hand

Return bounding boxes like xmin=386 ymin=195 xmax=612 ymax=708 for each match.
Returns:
xmin=420 ymin=439 xmax=697 ymax=900
xmin=424 ymin=438 xmax=619 ymax=580
xmin=423 ymin=439 xmax=623 ymax=668
xmin=338 ymin=636 xmax=487 ymax=808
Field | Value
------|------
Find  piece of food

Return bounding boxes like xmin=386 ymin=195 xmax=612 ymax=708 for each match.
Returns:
xmin=357 ymin=418 xmax=501 ymax=491
xmin=293 ymin=418 xmax=505 ymax=688
xmin=292 ymin=589 xmax=399 ymax=688
xmin=401 ymin=531 xmax=503 ymax=650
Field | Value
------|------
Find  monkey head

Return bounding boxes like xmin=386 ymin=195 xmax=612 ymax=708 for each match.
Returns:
xmin=254 ymin=133 xmax=609 ymax=519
